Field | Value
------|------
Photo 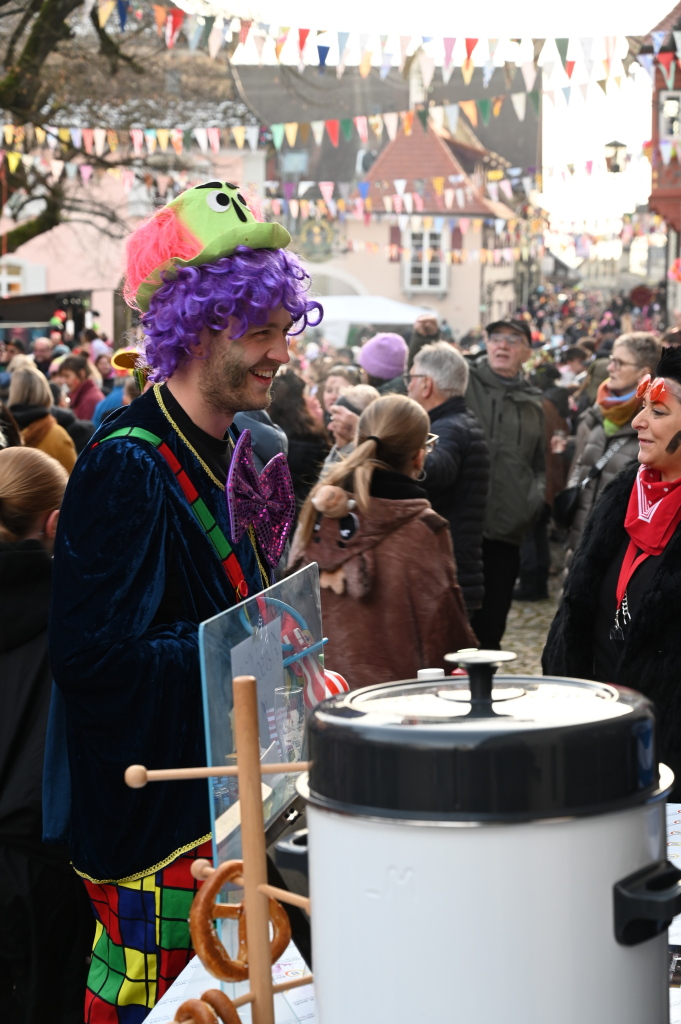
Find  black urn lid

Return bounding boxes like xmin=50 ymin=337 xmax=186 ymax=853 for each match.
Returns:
xmin=305 ymin=651 xmax=661 ymax=821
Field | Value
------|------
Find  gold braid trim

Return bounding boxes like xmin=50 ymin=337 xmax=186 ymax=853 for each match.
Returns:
xmin=153 ymin=384 xmax=269 ymax=589
xmin=73 ymin=833 xmax=213 ymax=885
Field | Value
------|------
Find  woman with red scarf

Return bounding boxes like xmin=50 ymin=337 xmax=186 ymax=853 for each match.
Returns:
xmin=544 ymin=345 xmax=681 ymax=797
xmin=563 ymin=332 xmax=660 ymax=571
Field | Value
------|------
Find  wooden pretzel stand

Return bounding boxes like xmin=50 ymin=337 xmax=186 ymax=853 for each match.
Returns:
xmin=125 ymin=675 xmax=313 ymax=1024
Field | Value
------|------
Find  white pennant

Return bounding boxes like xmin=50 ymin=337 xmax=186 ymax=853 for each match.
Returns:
xmin=511 ymin=93 xmax=526 ymax=121
xmin=310 ymin=121 xmax=325 ymax=146
xmin=393 ymin=178 xmax=407 ymax=195
xmin=245 ymin=125 xmax=259 ymax=151
xmin=383 ymin=112 xmax=398 ymax=141
xmin=521 ymin=61 xmax=536 ymax=92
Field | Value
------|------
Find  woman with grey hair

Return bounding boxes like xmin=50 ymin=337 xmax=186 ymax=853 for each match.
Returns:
xmin=562 ymin=331 xmax=661 ymax=570
xmin=8 ymin=366 xmax=77 ymax=473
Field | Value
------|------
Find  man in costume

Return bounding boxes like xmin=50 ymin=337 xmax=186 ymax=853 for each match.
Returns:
xmin=47 ymin=182 xmax=321 ymax=1023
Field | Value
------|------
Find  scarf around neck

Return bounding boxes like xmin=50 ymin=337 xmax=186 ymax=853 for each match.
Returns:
xmin=596 ymin=380 xmax=641 ymax=435
xmin=624 ymin=465 xmax=681 ymax=556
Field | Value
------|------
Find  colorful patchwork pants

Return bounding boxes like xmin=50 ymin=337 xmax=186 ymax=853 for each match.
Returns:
xmin=82 ymin=839 xmax=212 ymax=1024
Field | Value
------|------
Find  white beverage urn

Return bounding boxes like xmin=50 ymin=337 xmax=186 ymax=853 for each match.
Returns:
xmin=283 ymin=651 xmax=681 ymax=1024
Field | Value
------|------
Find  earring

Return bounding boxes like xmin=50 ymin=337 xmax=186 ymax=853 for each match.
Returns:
xmin=417 ymin=468 xmax=427 ymax=482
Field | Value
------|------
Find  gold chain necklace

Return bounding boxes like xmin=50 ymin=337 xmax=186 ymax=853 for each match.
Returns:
xmin=154 ymin=384 xmax=269 ymax=589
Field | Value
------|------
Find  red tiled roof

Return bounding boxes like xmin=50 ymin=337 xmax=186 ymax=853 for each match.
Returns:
xmin=355 ymin=123 xmax=511 ymax=218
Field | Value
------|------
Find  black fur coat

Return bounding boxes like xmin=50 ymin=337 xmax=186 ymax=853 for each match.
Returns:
xmin=543 ymin=461 xmax=681 ymax=791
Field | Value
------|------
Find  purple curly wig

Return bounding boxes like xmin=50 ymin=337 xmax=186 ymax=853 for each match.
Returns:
xmin=141 ymin=246 xmax=323 ymax=381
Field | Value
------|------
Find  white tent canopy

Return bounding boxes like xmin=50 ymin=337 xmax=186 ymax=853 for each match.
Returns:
xmin=314 ymin=295 xmax=434 ymax=347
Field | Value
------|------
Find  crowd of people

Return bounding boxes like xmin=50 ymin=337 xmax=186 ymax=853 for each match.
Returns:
xmin=2 ymin=179 xmax=681 ymax=1024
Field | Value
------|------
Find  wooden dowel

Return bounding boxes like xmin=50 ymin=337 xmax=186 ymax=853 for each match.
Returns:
xmin=257 ymin=884 xmax=311 ymax=915
xmin=124 ymin=762 xmax=311 ymax=788
xmin=272 ymin=974 xmax=313 ymax=995
xmin=233 ymin=991 xmax=255 ymax=1008
xmin=234 ymin=675 xmax=275 ymax=1024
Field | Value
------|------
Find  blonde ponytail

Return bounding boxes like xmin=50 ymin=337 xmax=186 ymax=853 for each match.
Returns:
xmin=297 ymin=394 xmax=429 ymax=546
xmin=0 ymin=447 xmax=67 ymax=542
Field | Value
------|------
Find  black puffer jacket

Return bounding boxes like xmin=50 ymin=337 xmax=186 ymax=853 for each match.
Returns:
xmin=422 ymin=396 xmax=490 ymax=611
xmin=542 ymin=462 xmax=681 ymax=797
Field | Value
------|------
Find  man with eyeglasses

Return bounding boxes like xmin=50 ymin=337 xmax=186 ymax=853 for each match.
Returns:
xmin=464 ymin=318 xmax=545 ymax=648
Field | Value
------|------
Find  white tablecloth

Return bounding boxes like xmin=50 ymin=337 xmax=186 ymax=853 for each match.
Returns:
xmin=147 ymin=803 xmax=681 ymax=1022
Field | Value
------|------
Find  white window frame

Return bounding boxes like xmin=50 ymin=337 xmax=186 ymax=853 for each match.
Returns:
xmin=403 ymin=230 xmax=448 ymax=295
xmin=659 ymin=90 xmax=681 ymax=141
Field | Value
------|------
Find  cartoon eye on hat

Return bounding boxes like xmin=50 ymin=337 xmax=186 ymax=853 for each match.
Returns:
xmin=195 ymin=181 xmax=251 ymax=221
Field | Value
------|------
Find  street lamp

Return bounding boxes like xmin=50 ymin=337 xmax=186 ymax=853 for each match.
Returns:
xmin=605 ymin=140 xmax=627 ymax=173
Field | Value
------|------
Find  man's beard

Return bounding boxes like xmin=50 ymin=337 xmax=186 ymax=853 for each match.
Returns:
xmin=198 ymin=344 xmax=272 ymax=416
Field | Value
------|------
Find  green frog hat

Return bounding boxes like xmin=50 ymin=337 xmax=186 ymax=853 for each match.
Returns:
xmin=124 ymin=181 xmax=291 ymax=312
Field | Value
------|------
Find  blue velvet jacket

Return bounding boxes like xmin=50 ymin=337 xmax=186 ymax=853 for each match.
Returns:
xmin=48 ymin=386 xmax=267 ymax=883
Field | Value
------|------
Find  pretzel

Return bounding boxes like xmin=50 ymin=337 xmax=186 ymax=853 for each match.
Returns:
xmin=173 ymin=989 xmax=241 ymax=1024
xmin=189 ymin=859 xmax=291 ymax=982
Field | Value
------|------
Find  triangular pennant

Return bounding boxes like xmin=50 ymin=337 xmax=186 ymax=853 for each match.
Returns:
xmin=477 ymin=99 xmax=492 ymax=126
xmin=383 ymin=112 xmax=399 ymax=140
xmin=231 ymin=125 xmax=246 ymax=149
xmin=270 ymin=124 xmax=285 ymax=150
xmin=417 ymin=108 xmax=429 ymax=131
xmin=298 ymin=180 xmax=314 ymax=198
xmin=354 ymin=115 xmax=368 ymax=144
xmin=98 ymin=0 xmax=116 ymax=28
xmin=380 ymin=53 xmax=393 ymax=80
xmin=165 ymin=8 xmax=184 ymax=49
xmin=152 ymin=4 xmax=166 ymax=34
xmin=444 ymin=188 xmax=454 ymax=209
xmin=318 ymin=44 xmax=330 ymax=68
xmin=319 ymin=181 xmax=334 ymax=204
xmin=245 ymin=125 xmax=259 ymax=151
xmin=208 ymin=18 xmax=224 ymax=59
xmin=403 ymin=193 xmax=413 ymax=213
xmin=106 ymin=129 xmax=118 ymax=152
xmin=82 ymin=128 xmax=93 ymax=154
xmin=511 ymin=93 xmax=526 ymax=121
xmin=80 ymin=164 xmax=93 ymax=184
xmin=289 ymin=199 xmax=299 ymax=218
xmin=206 ymin=127 xmax=220 ymax=154
xmin=487 ymin=182 xmax=499 ymax=201
xmin=430 ymin=106 xmax=445 ymax=131
xmin=461 ymin=58 xmax=475 ymax=86
xmin=566 ymin=61 xmax=575 ymax=79
xmin=674 ymin=30 xmax=681 ymax=56
xmin=562 ymin=86 xmax=571 ymax=105
xmin=326 ymin=120 xmax=340 ymax=147
xmin=117 ymin=0 xmax=128 ymax=31
xmin=337 ymin=31 xmax=350 ymax=56
xmin=5 ymin=151 xmax=21 ymax=174
xmin=555 ymin=38 xmax=569 ymax=67
xmin=399 ymin=35 xmax=411 ymax=69
xmin=193 ymin=127 xmax=208 ymax=153
xmin=521 ymin=61 xmax=537 ymax=92
xmin=465 ymin=38 xmax=478 ymax=60
xmin=359 ymin=50 xmax=373 ymax=78
xmin=483 ymin=60 xmax=495 ymax=89
xmin=401 ymin=110 xmax=414 ymax=136
xmin=652 ymin=31 xmax=667 ymax=55
xmin=170 ymin=129 xmax=183 ymax=155
xmin=239 ymin=19 xmax=252 ymax=45
xmin=443 ymin=37 xmax=456 ymax=68
xmin=503 ymin=62 xmax=516 ymax=89
xmin=419 ymin=51 xmax=435 ymax=89
xmin=521 ymin=176 xmax=532 ymax=196
xmin=340 ymin=118 xmax=353 ymax=141
xmin=284 ymin=122 xmax=298 ymax=147
xmin=298 ymin=28 xmax=310 ymax=55
xmin=492 ymin=96 xmax=504 ymax=117
xmin=499 ymin=179 xmax=513 ymax=200
xmin=637 ymin=54 xmax=655 ymax=81
xmin=156 ymin=128 xmax=169 ymax=152
xmin=65 ymin=161 xmax=78 ymax=179
xmin=394 ymin=179 xmax=407 ymax=195
xmin=445 ymin=104 xmax=459 ymax=133
xmin=49 ymin=158 xmax=64 ymax=179
xmin=398 ymin=214 xmax=409 ymax=232
xmin=459 ymin=100 xmax=478 ymax=127
xmin=93 ymin=127 xmax=107 ymax=156
xmin=660 ymin=139 xmax=673 ymax=166
xmin=275 ymin=27 xmax=289 ymax=60
xmin=358 ymin=181 xmax=370 ymax=200
xmin=528 ymin=91 xmax=540 ymax=118
xmin=254 ymin=34 xmax=266 ymax=64
xmin=368 ymin=114 xmax=384 ymax=139
xmin=458 ymin=217 xmax=470 ymax=235
xmin=658 ymin=52 xmax=676 ymax=89
xmin=310 ymin=120 xmax=325 ymax=146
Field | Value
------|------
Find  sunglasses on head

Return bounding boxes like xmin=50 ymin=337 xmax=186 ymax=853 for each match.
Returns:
xmin=636 ymin=374 xmax=668 ymax=402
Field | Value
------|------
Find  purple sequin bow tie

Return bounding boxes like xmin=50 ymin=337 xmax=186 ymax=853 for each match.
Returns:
xmin=226 ymin=429 xmax=296 ymax=566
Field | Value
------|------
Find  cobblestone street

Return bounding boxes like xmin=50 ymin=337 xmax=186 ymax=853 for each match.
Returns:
xmin=501 ymin=556 xmax=562 ymax=677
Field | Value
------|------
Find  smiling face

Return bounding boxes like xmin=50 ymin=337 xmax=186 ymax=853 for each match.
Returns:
xmin=197 ymin=305 xmax=292 ymax=416
xmin=632 ymin=379 xmax=681 ymax=480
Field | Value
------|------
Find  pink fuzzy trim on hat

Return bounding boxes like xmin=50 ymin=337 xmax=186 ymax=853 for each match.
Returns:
xmin=123 ymin=207 xmax=202 ymax=308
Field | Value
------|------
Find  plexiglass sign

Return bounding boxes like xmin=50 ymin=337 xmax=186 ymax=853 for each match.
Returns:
xmin=199 ymin=563 xmax=323 ymax=866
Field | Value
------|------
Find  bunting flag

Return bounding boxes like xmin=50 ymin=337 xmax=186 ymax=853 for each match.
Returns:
xmin=144 ymin=128 xmax=157 ymax=154
xmin=298 ymin=28 xmax=310 ymax=56
xmin=6 ymin=151 xmax=21 ymax=173
xmin=528 ymin=91 xmax=540 ymax=118
xmin=318 ymin=45 xmax=330 ymax=68
xmin=511 ymin=93 xmax=526 ymax=121
xmin=231 ymin=125 xmax=246 ymax=149
xmin=445 ymin=104 xmax=459 ymax=132
xmin=477 ymin=98 xmax=492 ymax=126
xmin=80 ymin=164 xmax=93 ymax=184
xmin=319 ymin=181 xmax=334 ymax=204
xmin=170 ymin=129 xmax=183 ymax=155
xmin=492 ymin=96 xmax=504 ymax=117
xmin=165 ymin=9 xmax=184 ymax=49
xmin=401 ymin=110 xmax=414 ymax=136
xmin=207 ymin=127 xmax=220 ymax=153
xmin=383 ymin=112 xmax=399 ymax=141
xmin=98 ymin=0 xmax=115 ymax=28
xmin=275 ymin=27 xmax=290 ymax=60
xmin=325 ymin=120 xmax=340 ymax=147
xmin=651 ymin=31 xmax=667 ymax=54
xmin=399 ymin=35 xmax=411 ymax=70
xmin=94 ymin=127 xmax=107 ymax=156
xmin=461 ymin=58 xmax=475 ymax=86
xmin=245 ymin=125 xmax=260 ymax=151
xmin=152 ymin=4 xmax=166 ymax=34
xmin=459 ymin=100 xmax=478 ymax=126
xmin=193 ymin=127 xmax=208 ymax=153
xmin=521 ymin=61 xmax=537 ymax=92
xmin=156 ymin=128 xmax=169 ymax=152
xmin=208 ymin=18 xmax=224 ymax=59
xmin=354 ymin=115 xmax=368 ymax=144
xmin=270 ymin=123 xmax=285 ymax=149
xmin=368 ymin=114 xmax=384 ymax=139
xmin=340 ymin=118 xmax=353 ymax=142
xmin=310 ymin=120 xmax=325 ymax=146
xmin=284 ymin=122 xmax=298 ymax=147
xmin=465 ymin=38 xmax=478 ymax=59
xmin=658 ymin=51 xmax=676 ymax=90
xmin=443 ymin=37 xmax=456 ymax=70
xmin=239 ymin=19 xmax=252 ymax=45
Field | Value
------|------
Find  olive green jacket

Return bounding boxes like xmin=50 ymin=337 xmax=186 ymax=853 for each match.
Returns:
xmin=465 ymin=358 xmax=545 ymax=546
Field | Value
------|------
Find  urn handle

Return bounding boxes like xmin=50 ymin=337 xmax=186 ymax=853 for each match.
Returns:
xmin=274 ymin=828 xmax=309 ymax=878
xmin=614 ymin=859 xmax=681 ymax=945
